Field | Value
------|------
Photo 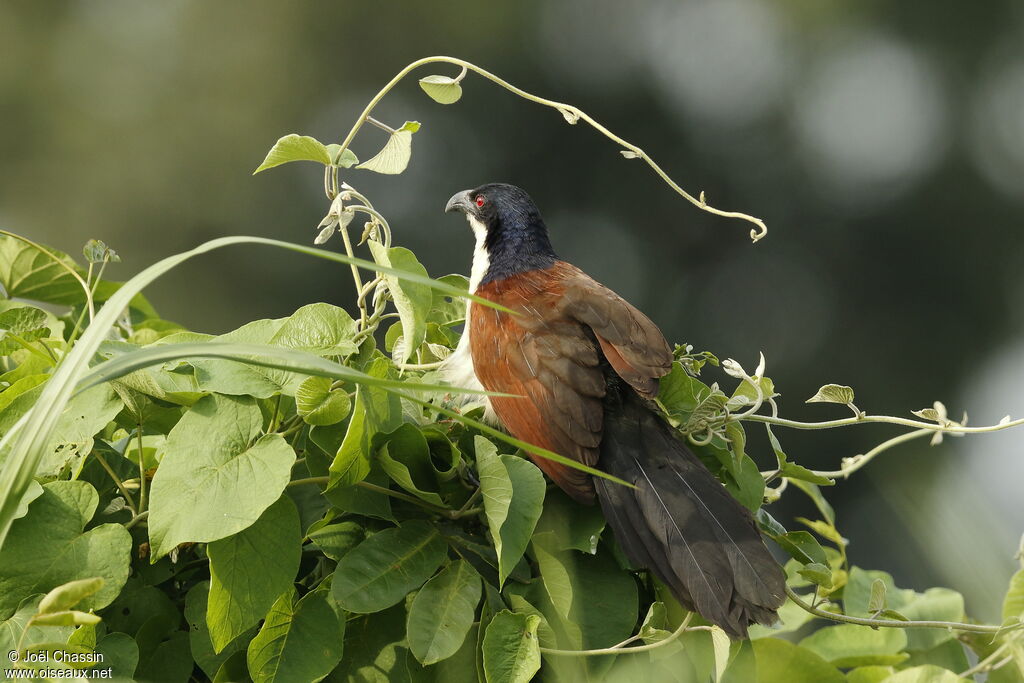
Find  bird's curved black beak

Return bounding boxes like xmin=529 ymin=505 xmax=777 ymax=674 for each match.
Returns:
xmin=445 ymin=190 xmax=473 ymax=214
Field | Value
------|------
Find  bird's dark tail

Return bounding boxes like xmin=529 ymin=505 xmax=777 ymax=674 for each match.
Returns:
xmin=594 ymin=387 xmax=786 ymax=638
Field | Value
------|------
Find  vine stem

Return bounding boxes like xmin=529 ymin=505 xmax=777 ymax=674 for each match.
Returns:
xmin=808 ymin=429 xmax=932 ymax=479
xmin=287 ymin=477 xmax=482 ymax=520
xmin=93 ymin=451 xmax=138 ymax=517
xmin=334 ymin=57 xmax=767 ymax=242
xmin=784 ymin=585 xmax=1022 ymax=634
xmin=745 ymin=412 xmax=1024 ymax=435
xmin=540 ymin=612 xmax=697 ymax=657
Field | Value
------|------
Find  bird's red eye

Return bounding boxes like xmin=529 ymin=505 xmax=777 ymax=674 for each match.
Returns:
xmin=475 ymin=196 xmax=486 ymax=208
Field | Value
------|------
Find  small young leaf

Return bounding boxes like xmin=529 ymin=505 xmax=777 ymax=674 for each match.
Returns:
xmin=83 ymin=239 xmax=120 ymax=264
xmin=31 ymin=610 xmax=101 ymax=626
xmin=710 ymin=626 xmax=731 ymax=683
xmin=797 ymin=563 xmax=834 ymax=588
xmin=558 ymin=108 xmax=579 ymax=124
xmin=806 ymin=384 xmax=855 ymax=405
xmin=868 ymin=578 xmax=888 ymax=613
xmin=38 ymin=578 xmax=105 ymax=614
xmin=254 ymin=134 xmax=332 ymax=174
xmin=357 ymin=122 xmax=420 ymax=175
xmin=323 ymin=144 xmax=359 ymax=168
xmin=313 ymin=225 xmax=335 ymax=245
xmin=295 ymin=376 xmax=351 ymax=426
xmin=419 ymin=74 xmax=464 ymax=104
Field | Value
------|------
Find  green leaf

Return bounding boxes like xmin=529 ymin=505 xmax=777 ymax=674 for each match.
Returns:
xmin=368 ymin=242 xmax=432 ymax=365
xmin=0 ymin=236 xmax=86 ymax=305
xmin=0 ymin=481 xmax=130 ymax=619
xmin=331 ymin=520 xmax=448 ymax=614
xmin=207 ymin=496 xmax=301 ymax=652
xmin=476 ymin=437 xmax=546 ymax=587
xmin=213 ymin=650 xmax=249 ymax=683
xmin=789 ymin=478 xmax=836 ymax=525
xmin=846 ymin=666 xmax=896 ymax=683
xmin=750 ymin=638 xmax=845 ymax=683
xmin=270 ymin=302 xmax=359 ymax=356
xmin=798 ymin=624 xmax=908 ymax=667
xmin=0 ymin=596 xmax=74 ymax=659
xmin=723 ymin=452 xmax=765 ymax=513
xmin=308 ymin=521 xmax=365 ymax=562
xmin=94 ymin=632 xmax=139 ymax=679
xmin=533 ymin=488 xmax=606 ymax=554
xmin=530 ymin=532 xmax=638 ymax=649
xmin=419 ymin=74 xmax=464 ymax=104
xmin=357 ymin=122 xmax=420 ymax=174
xmin=254 ymin=134 xmax=331 ymax=174
xmin=899 ymin=588 xmax=966 ymax=651
xmin=797 ymin=562 xmax=833 ymax=588
xmin=0 ymin=305 xmax=49 ymax=344
xmin=37 ymin=578 xmax=105 ymax=614
xmin=806 ymin=384 xmax=855 ymax=405
xmin=135 ymin=631 xmax=192 ymax=682
xmin=407 ymin=559 xmax=482 ymax=665
xmin=147 ymin=394 xmax=296 ymax=559
xmin=773 ymin=531 xmax=828 ymax=566
xmin=295 ymin=375 xmax=351 ymax=426
xmin=185 ymin=582 xmax=253 ymax=680
xmin=482 ymin=610 xmax=541 ymax=683
xmin=329 ymin=357 xmax=402 ymax=488
xmin=879 ymin=665 xmax=969 ymax=682
xmin=0 ymin=383 xmax=124 ymax=478
xmin=377 ymin=423 xmax=446 ymax=506
xmin=246 ymin=589 xmax=344 ymax=683
xmin=1004 ymin=569 xmax=1024 ymax=621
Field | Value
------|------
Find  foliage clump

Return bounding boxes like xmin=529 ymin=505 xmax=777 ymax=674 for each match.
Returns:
xmin=0 ymin=57 xmax=1022 ymax=682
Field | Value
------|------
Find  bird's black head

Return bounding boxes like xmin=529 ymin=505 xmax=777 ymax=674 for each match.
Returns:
xmin=445 ymin=183 xmax=557 ymax=287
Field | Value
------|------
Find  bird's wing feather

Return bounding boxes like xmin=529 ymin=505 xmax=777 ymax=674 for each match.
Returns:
xmin=559 ymin=267 xmax=673 ymax=397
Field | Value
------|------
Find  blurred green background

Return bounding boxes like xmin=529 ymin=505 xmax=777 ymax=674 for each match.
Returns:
xmin=2 ymin=0 xmax=1022 ymax=621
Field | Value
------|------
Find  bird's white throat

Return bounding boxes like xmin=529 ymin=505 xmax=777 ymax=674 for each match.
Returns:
xmin=440 ymin=214 xmax=493 ymax=418
xmin=466 ymin=215 xmax=490 ymax=294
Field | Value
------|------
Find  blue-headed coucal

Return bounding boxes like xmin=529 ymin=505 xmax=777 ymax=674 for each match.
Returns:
xmin=443 ymin=183 xmax=785 ymax=638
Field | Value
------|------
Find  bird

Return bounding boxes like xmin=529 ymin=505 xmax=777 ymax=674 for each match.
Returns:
xmin=442 ymin=183 xmax=785 ymax=638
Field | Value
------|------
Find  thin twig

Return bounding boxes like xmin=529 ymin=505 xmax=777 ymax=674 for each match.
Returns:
xmin=540 ymin=613 xmax=696 ymax=657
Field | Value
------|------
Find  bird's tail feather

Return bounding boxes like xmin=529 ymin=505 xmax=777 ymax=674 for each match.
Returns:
xmin=594 ymin=388 xmax=786 ymax=638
